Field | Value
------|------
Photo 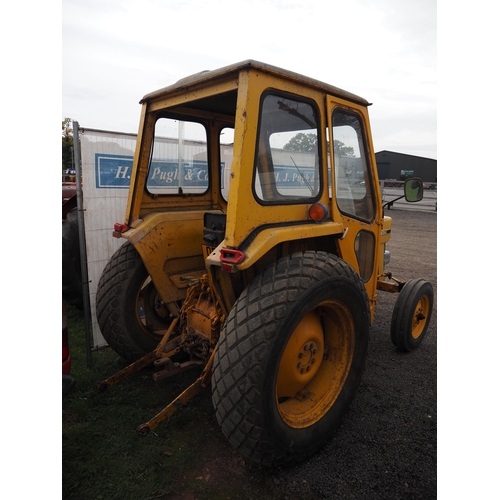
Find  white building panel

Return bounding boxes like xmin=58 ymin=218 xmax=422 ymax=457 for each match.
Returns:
xmin=80 ymin=129 xmax=134 ymax=347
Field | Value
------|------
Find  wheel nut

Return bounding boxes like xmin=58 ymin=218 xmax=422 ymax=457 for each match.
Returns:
xmin=298 ymin=353 xmax=304 ymax=359
xmin=306 ymin=366 xmax=311 ymax=372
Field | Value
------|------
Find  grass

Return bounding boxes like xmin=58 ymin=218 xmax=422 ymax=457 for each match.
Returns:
xmin=62 ymin=305 xmax=290 ymax=500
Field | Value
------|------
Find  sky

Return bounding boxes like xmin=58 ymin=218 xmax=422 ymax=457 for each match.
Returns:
xmin=60 ymin=1 xmax=498 ymax=493
xmin=1 ymin=1 xmax=499 ymax=496
xmin=62 ymin=0 xmax=437 ymax=159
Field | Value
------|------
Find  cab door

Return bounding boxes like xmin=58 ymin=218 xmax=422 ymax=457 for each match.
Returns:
xmin=326 ymin=96 xmax=382 ymax=318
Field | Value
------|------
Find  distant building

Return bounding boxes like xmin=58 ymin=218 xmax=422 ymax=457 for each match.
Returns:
xmin=375 ymin=150 xmax=437 ymax=183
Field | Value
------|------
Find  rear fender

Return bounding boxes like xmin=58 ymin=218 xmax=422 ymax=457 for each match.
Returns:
xmin=122 ymin=210 xmax=223 ymax=304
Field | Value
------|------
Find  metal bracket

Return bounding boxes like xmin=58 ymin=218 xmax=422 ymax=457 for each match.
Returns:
xmin=97 ymin=317 xmax=180 ymax=391
xmin=152 ymin=358 xmax=204 ymax=382
xmin=97 ymin=314 xmax=216 ymax=436
xmin=136 ymin=349 xmax=216 ymax=436
xmin=376 ymin=272 xmax=406 ymax=293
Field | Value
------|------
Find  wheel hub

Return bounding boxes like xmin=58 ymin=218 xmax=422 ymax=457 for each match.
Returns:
xmin=412 ymin=298 xmax=429 ymax=339
xmin=297 ymin=341 xmax=319 ymax=374
xmin=276 ymin=312 xmax=324 ymax=399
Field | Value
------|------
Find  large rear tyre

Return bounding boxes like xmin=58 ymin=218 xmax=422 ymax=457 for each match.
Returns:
xmin=211 ymin=251 xmax=370 ymax=467
xmin=391 ymin=278 xmax=434 ymax=352
xmin=62 ymin=208 xmax=83 ymax=310
xmin=96 ymin=242 xmax=174 ymax=362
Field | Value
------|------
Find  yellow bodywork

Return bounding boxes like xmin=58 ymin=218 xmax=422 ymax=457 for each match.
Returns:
xmin=105 ymin=60 xmax=399 ymax=432
xmin=118 ymin=61 xmax=390 ymax=323
xmin=124 ymin=210 xmax=219 ymax=306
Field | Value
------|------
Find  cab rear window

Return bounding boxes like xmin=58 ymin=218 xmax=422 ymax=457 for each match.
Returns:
xmin=146 ymin=118 xmax=209 ymax=195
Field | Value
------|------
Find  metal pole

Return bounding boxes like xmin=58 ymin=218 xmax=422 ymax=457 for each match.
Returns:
xmin=178 ymin=121 xmax=185 ymax=189
xmin=72 ymin=121 xmax=93 ymax=368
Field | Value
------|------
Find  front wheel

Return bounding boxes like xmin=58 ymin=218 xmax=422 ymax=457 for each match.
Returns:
xmin=391 ymin=278 xmax=434 ymax=351
xmin=211 ymin=252 xmax=370 ymax=467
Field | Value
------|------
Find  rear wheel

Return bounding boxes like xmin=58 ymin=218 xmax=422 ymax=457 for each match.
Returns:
xmin=211 ymin=251 xmax=370 ymax=467
xmin=62 ymin=208 xmax=83 ymax=309
xmin=391 ymin=278 xmax=434 ymax=351
xmin=96 ymin=242 xmax=175 ymax=362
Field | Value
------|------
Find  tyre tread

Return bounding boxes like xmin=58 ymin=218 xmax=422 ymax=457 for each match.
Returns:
xmin=390 ymin=278 xmax=434 ymax=351
xmin=212 ymin=251 xmax=369 ymax=467
xmin=96 ymin=242 xmax=149 ymax=362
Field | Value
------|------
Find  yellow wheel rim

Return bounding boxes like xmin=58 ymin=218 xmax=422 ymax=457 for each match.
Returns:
xmin=411 ymin=295 xmax=430 ymax=339
xmin=276 ymin=300 xmax=355 ymax=428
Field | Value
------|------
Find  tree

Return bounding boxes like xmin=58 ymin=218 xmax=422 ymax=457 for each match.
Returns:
xmin=283 ymin=132 xmax=317 ymax=152
xmin=332 ymin=140 xmax=355 ymax=158
xmin=283 ymin=132 xmax=355 ymax=157
xmin=62 ymin=117 xmax=74 ymax=170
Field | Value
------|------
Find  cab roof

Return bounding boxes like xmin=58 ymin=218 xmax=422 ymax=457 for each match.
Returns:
xmin=140 ymin=59 xmax=370 ymax=107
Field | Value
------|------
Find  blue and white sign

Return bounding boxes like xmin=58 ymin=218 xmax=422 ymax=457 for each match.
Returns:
xmin=95 ymin=153 xmax=320 ymax=193
xmin=95 ymin=153 xmax=216 ymax=192
xmin=95 ymin=153 xmax=133 ymax=188
xmin=147 ymin=159 xmax=210 ymax=190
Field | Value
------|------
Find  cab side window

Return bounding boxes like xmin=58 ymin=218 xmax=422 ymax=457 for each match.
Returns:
xmin=331 ymin=110 xmax=375 ymax=221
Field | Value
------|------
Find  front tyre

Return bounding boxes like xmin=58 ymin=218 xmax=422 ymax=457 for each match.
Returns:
xmin=391 ymin=278 xmax=434 ymax=352
xmin=211 ymin=251 xmax=370 ymax=467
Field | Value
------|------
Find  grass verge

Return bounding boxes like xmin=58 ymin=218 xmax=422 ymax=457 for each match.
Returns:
xmin=62 ymin=305 xmax=295 ymax=500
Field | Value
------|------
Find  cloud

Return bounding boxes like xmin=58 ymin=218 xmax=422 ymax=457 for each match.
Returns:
xmin=62 ymin=0 xmax=436 ymax=157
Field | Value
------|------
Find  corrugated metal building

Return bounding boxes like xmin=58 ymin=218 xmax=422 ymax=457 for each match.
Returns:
xmin=375 ymin=150 xmax=437 ymax=183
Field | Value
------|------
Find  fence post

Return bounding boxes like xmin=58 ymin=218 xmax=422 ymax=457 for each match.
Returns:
xmin=73 ymin=121 xmax=93 ymax=369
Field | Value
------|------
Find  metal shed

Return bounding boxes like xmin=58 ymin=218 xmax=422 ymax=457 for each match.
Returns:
xmin=375 ymin=150 xmax=437 ymax=183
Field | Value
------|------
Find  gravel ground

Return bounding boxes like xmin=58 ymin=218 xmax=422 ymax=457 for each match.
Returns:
xmin=165 ymin=208 xmax=437 ymax=500
xmin=273 ymin=208 xmax=437 ymax=499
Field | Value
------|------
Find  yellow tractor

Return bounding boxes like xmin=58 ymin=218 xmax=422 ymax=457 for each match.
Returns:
xmin=96 ymin=60 xmax=433 ymax=467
